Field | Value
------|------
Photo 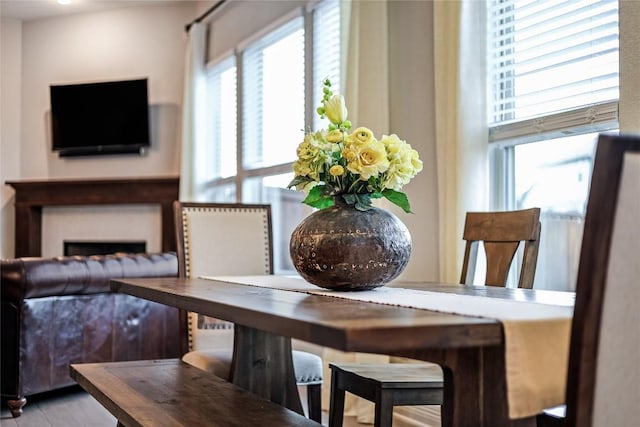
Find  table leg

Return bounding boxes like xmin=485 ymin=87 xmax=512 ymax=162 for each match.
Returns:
xmin=439 ymin=348 xmax=482 ymax=427
xmin=230 ymin=324 xmax=304 ymax=415
xmin=410 ymin=346 xmax=536 ymax=427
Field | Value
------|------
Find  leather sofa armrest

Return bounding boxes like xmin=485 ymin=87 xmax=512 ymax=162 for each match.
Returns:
xmin=1 ymin=252 xmax=178 ymax=303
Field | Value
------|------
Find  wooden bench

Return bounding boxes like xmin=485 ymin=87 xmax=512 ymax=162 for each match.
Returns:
xmin=70 ymin=359 xmax=321 ymax=427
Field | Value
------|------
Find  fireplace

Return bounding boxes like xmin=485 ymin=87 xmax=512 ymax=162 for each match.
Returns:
xmin=64 ymin=240 xmax=147 ymax=256
xmin=5 ymin=177 xmax=179 ymax=257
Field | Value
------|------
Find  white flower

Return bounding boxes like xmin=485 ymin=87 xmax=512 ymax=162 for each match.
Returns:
xmin=324 ymin=94 xmax=348 ymax=125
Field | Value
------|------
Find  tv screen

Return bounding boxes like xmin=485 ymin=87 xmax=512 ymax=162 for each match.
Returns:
xmin=50 ymin=78 xmax=150 ymax=157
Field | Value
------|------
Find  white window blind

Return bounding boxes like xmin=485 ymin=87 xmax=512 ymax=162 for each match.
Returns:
xmin=312 ymin=0 xmax=341 ymax=130
xmin=488 ymin=0 xmax=619 ymax=142
xmin=242 ymin=16 xmax=305 ymax=170
xmin=207 ymin=56 xmax=237 ymax=179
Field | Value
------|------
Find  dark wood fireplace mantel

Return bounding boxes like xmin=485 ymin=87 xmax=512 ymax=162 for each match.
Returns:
xmin=6 ymin=177 xmax=180 ymax=257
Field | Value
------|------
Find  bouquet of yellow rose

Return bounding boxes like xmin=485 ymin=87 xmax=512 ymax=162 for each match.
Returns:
xmin=288 ymin=79 xmax=423 ymax=213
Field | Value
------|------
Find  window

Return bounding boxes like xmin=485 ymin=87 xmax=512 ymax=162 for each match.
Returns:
xmin=208 ymin=57 xmax=237 ymax=180
xmin=202 ymin=57 xmax=237 ymax=202
xmin=487 ymin=0 xmax=619 ymax=290
xmin=203 ymin=0 xmax=341 ymax=273
xmin=243 ymin=17 xmax=305 ymax=170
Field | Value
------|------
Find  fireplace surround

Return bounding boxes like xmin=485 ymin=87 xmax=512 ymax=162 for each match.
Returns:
xmin=5 ymin=177 xmax=179 ymax=257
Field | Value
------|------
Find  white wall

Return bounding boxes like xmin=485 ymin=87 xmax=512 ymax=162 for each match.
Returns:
xmin=388 ymin=1 xmax=439 ymax=281
xmin=206 ymin=0 xmax=306 ymax=61
xmin=20 ymin=4 xmax=195 ymax=179
xmin=1 ymin=18 xmax=22 ymax=258
xmin=620 ymin=0 xmax=640 ymax=133
xmin=1 ymin=2 xmax=199 ymax=258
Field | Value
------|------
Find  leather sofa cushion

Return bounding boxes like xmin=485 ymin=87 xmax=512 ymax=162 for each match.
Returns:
xmin=1 ymin=252 xmax=177 ymax=303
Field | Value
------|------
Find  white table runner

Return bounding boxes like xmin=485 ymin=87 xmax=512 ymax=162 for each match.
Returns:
xmin=203 ymin=275 xmax=573 ymax=419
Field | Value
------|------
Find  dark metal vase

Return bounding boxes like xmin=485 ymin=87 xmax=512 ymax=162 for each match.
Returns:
xmin=289 ymin=199 xmax=412 ymax=291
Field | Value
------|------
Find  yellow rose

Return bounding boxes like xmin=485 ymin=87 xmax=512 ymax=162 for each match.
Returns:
xmin=342 ymin=145 xmax=358 ymax=163
xmin=325 ymin=129 xmax=344 ymax=143
xmin=329 ymin=165 xmax=345 ymax=177
xmin=345 ymin=139 xmax=390 ymax=180
xmin=345 ymin=127 xmax=374 ymax=145
xmin=324 ymin=94 xmax=348 ymax=125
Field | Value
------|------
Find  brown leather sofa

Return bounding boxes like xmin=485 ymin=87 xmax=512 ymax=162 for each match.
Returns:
xmin=1 ymin=252 xmax=184 ymax=417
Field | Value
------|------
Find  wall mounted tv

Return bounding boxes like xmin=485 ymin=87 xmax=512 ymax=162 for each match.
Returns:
xmin=50 ymin=78 xmax=150 ymax=157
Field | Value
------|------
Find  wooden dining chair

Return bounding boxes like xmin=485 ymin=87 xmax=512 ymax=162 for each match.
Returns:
xmin=536 ymin=133 xmax=640 ymax=427
xmin=328 ymin=207 xmax=541 ymax=427
xmin=174 ymin=201 xmax=323 ymax=422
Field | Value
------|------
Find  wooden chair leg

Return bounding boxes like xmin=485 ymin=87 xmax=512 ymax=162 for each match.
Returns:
xmin=374 ymin=390 xmax=394 ymax=427
xmin=307 ymin=383 xmax=322 ymax=423
xmin=329 ymin=370 xmax=345 ymax=427
xmin=537 ymin=412 xmax=565 ymax=427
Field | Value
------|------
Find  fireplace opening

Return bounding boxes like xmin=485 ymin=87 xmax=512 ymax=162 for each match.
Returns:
xmin=64 ymin=241 xmax=147 ymax=256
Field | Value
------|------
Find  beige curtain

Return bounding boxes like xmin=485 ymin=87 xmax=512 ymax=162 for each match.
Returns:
xmin=434 ymin=0 xmax=488 ymax=283
xmin=342 ymin=0 xmax=389 ymax=135
xmin=320 ymin=0 xmax=392 ymax=423
xmin=179 ymin=23 xmax=208 ymax=202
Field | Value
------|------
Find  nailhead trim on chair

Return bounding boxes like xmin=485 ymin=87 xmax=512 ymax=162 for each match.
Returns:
xmin=182 ymin=206 xmax=271 ymax=351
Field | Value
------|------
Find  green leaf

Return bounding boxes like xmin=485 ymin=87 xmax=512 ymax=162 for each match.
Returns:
xmin=312 ymin=198 xmax=335 ymax=209
xmin=354 ymin=202 xmax=372 ymax=211
xmin=342 ymin=193 xmax=357 ymax=205
xmin=303 ymin=185 xmax=326 ymax=203
xmin=354 ymin=193 xmax=373 ymax=211
xmin=382 ymin=189 xmax=412 ymax=213
xmin=303 ymin=185 xmax=334 ymax=209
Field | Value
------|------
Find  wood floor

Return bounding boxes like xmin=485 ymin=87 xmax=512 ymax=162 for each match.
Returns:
xmin=0 ymin=387 xmax=115 ymax=427
xmin=0 ymin=386 xmax=373 ymax=427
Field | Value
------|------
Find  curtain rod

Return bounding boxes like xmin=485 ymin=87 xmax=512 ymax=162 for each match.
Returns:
xmin=185 ymin=0 xmax=227 ymax=32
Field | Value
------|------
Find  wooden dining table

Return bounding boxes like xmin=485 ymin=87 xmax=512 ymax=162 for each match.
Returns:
xmin=110 ymin=275 xmax=574 ymax=427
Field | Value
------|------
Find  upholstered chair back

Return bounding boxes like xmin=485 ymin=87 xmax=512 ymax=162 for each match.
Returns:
xmin=566 ymin=134 xmax=640 ymax=426
xmin=174 ymin=202 xmax=273 ymax=351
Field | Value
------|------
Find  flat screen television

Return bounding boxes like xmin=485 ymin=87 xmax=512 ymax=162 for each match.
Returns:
xmin=50 ymin=78 xmax=150 ymax=157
